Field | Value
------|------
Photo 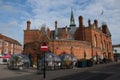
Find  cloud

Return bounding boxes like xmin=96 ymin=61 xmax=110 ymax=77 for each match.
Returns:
xmin=0 ymin=20 xmax=23 ymax=44
xmin=0 ymin=4 xmax=18 ymax=13
xmin=27 ymin=0 xmax=75 ymax=29
xmin=0 ymin=0 xmax=120 ymax=45
xmin=22 ymin=0 xmax=120 ymax=44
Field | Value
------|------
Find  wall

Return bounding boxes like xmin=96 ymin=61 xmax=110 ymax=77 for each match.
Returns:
xmin=49 ymin=40 xmax=91 ymax=60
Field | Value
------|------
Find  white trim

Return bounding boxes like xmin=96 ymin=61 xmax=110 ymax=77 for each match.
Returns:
xmin=41 ymin=46 xmax=48 ymax=48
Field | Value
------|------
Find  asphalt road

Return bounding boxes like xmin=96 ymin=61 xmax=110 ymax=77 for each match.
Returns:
xmin=54 ymin=62 xmax=120 ymax=80
xmin=0 ymin=62 xmax=120 ymax=80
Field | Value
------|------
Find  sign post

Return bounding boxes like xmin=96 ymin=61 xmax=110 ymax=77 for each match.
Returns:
xmin=41 ymin=42 xmax=48 ymax=79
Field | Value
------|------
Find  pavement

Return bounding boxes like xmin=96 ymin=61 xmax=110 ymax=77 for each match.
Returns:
xmin=0 ymin=61 xmax=120 ymax=80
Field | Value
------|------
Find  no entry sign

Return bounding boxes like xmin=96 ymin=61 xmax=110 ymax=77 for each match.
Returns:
xmin=41 ymin=42 xmax=48 ymax=51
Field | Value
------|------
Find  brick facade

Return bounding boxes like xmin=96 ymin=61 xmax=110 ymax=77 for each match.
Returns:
xmin=23 ymin=14 xmax=114 ymax=65
xmin=49 ymin=40 xmax=91 ymax=59
xmin=0 ymin=34 xmax=22 ymax=54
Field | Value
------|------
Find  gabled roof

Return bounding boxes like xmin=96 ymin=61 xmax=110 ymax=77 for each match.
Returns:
xmin=101 ymin=24 xmax=111 ymax=36
xmin=0 ymin=34 xmax=22 ymax=46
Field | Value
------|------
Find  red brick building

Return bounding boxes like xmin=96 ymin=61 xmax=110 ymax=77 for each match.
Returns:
xmin=0 ymin=34 xmax=22 ymax=54
xmin=23 ymin=10 xmax=114 ymax=64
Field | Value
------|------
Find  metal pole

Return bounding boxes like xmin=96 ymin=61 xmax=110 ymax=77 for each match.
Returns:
xmin=37 ymin=54 xmax=40 ymax=74
xmin=43 ymin=51 xmax=46 ymax=79
xmin=37 ymin=54 xmax=39 ymax=70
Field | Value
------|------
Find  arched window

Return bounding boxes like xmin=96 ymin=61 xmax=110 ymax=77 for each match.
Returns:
xmin=104 ymin=40 xmax=106 ymax=49
xmin=109 ymin=42 xmax=111 ymax=50
xmin=100 ymin=41 xmax=103 ymax=49
xmin=100 ymin=35 xmax=102 ymax=49
xmin=94 ymin=35 xmax=97 ymax=47
xmin=107 ymin=43 xmax=108 ymax=51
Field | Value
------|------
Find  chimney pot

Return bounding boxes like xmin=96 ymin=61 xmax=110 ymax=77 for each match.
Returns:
xmin=27 ymin=20 xmax=31 ymax=30
xmin=55 ymin=20 xmax=57 ymax=29
xmin=79 ymin=16 xmax=83 ymax=27
xmin=88 ymin=19 xmax=91 ymax=27
xmin=94 ymin=19 xmax=98 ymax=28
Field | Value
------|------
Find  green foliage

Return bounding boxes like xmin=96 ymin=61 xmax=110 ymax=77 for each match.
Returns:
xmin=61 ymin=60 xmax=73 ymax=69
xmin=13 ymin=56 xmax=20 ymax=62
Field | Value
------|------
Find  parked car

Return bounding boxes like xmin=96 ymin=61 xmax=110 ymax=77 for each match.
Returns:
xmin=75 ymin=59 xmax=93 ymax=68
xmin=7 ymin=54 xmax=30 ymax=70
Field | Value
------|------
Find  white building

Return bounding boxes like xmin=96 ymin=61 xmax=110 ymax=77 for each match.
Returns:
xmin=112 ymin=44 xmax=120 ymax=60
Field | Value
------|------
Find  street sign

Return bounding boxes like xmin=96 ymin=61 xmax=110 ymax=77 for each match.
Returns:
xmin=41 ymin=42 xmax=48 ymax=51
xmin=40 ymin=42 xmax=48 ymax=79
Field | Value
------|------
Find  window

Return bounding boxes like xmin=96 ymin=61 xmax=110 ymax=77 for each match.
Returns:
xmin=100 ymin=41 xmax=103 ymax=49
xmin=0 ymin=50 xmax=1 ymax=54
xmin=11 ymin=43 xmax=13 ymax=48
xmin=109 ymin=42 xmax=111 ymax=49
xmin=93 ymin=24 xmax=96 ymax=29
xmin=10 ymin=49 xmax=13 ymax=54
xmin=14 ymin=44 xmax=16 ymax=48
xmin=94 ymin=35 xmax=97 ymax=47
xmin=104 ymin=40 xmax=106 ymax=49
xmin=0 ymin=39 xmax=2 ymax=47
xmin=4 ymin=48 xmax=8 ymax=54
xmin=100 ymin=35 xmax=102 ymax=49
xmin=107 ymin=44 xmax=109 ymax=51
xmin=0 ymin=42 xmax=2 ymax=47
xmin=5 ymin=42 xmax=8 ymax=46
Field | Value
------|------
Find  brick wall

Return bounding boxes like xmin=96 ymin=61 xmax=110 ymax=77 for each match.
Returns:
xmin=24 ymin=16 xmax=114 ymax=62
xmin=49 ymin=40 xmax=91 ymax=60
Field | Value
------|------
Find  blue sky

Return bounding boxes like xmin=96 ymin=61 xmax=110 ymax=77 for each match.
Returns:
xmin=0 ymin=0 xmax=120 ymax=45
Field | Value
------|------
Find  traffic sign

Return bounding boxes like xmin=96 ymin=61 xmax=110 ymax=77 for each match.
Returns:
xmin=41 ymin=42 xmax=48 ymax=51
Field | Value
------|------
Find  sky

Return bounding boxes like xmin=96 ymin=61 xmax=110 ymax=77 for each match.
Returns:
xmin=0 ymin=0 xmax=120 ymax=46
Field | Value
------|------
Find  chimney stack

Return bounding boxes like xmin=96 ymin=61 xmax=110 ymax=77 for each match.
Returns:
xmin=55 ymin=20 xmax=57 ymax=29
xmin=55 ymin=20 xmax=58 ymax=39
xmin=27 ymin=20 xmax=31 ymax=30
xmin=79 ymin=16 xmax=84 ymax=27
xmin=88 ymin=19 xmax=91 ymax=27
xmin=47 ymin=27 xmax=50 ymax=38
xmin=94 ymin=19 xmax=98 ymax=28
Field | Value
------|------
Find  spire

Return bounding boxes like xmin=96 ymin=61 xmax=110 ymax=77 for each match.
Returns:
xmin=70 ymin=9 xmax=76 ymax=27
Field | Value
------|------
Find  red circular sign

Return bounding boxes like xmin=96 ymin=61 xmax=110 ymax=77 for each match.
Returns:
xmin=41 ymin=42 xmax=48 ymax=51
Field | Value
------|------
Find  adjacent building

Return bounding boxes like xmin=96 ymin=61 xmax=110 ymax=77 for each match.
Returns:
xmin=23 ymin=10 xmax=114 ymax=65
xmin=112 ymin=44 xmax=120 ymax=60
xmin=0 ymin=34 xmax=22 ymax=54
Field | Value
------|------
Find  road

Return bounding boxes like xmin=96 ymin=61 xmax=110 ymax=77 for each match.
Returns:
xmin=54 ymin=62 xmax=120 ymax=80
xmin=0 ymin=62 xmax=120 ymax=80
